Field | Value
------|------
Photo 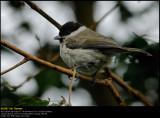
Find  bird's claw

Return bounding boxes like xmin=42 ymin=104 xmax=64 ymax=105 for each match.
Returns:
xmin=89 ymin=77 xmax=96 ymax=86
xmin=67 ymin=69 xmax=79 ymax=81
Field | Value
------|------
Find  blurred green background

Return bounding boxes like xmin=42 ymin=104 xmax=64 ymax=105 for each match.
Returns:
xmin=1 ymin=1 xmax=159 ymax=106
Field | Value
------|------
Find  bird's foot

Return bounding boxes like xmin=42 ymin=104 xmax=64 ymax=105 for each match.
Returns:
xmin=67 ymin=71 xmax=79 ymax=81
xmin=89 ymin=76 xmax=97 ymax=86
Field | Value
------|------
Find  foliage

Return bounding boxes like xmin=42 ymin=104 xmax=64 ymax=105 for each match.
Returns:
xmin=17 ymin=97 xmax=49 ymax=106
xmin=17 ymin=96 xmax=67 ymax=106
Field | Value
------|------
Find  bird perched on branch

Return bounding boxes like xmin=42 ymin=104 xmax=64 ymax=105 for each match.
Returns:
xmin=55 ymin=21 xmax=152 ymax=84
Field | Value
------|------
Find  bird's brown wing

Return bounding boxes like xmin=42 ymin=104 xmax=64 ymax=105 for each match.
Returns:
xmin=65 ymin=28 xmax=151 ymax=56
xmin=65 ymin=28 xmax=126 ymax=52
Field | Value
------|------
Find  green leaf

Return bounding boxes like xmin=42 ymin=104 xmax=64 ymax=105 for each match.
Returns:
xmin=17 ymin=97 xmax=49 ymax=106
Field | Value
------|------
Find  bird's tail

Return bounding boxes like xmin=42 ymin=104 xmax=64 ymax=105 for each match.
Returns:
xmin=122 ymin=47 xmax=152 ymax=56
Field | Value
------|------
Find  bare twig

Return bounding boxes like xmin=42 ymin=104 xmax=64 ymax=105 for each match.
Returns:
xmin=89 ymin=1 xmax=121 ymax=30
xmin=1 ymin=57 xmax=30 ymax=75
xmin=104 ymin=78 xmax=126 ymax=106
xmin=24 ymin=1 xmax=61 ymax=29
xmin=49 ymin=53 xmax=60 ymax=62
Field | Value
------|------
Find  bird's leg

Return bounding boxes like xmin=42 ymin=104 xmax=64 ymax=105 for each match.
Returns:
xmin=90 ymin=60 xmax=105 ymax=86
xmin=90 ymin=70 xmax=98 ymax=86
xmin=67 ymin=69 xmax=79 ymax=80
xmin=68 ymin=65 xmax=82 ymax=81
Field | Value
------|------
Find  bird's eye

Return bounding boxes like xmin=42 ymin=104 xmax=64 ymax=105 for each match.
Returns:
xmin=66 ymin=31 xmax=71 ymax=35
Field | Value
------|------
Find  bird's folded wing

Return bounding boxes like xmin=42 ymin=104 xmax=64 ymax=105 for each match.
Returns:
xmin=65 ymin=32 xmax=125 ymax=51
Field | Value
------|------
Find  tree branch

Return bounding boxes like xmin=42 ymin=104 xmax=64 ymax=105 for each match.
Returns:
xmin=1 ymin=57 xmax=30 ymax=75
xmin=24 ymin=1 xmax=61 ymax=30
xmin=104 ymin=78 xmax=126 ymax=106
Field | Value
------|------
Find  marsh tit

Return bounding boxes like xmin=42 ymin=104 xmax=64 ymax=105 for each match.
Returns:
xmin=55 ymin=21 xmax=152 ymax=84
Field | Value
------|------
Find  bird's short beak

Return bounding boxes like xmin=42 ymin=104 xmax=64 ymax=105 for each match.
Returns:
xmin=54 ymin=36 xmax=61 ymax=40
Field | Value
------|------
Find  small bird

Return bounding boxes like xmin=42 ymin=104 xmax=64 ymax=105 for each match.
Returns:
xmin=55 ymin=21 xmax=152 ymax=84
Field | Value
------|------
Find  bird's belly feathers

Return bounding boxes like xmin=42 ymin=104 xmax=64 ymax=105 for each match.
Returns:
xmin=60 ymin=44 xmax=110 ymax=75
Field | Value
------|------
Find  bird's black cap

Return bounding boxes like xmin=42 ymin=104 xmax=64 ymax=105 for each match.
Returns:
xmin=59 ymin=21 xmax=82 ymax=37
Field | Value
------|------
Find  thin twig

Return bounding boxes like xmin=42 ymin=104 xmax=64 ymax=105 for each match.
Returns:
xmin=89 ymin=1 xmax=121 ymax=30
xmin=104 ymin=78 xmax=126 ymax=106
xmin=49 ymin=53 xmax=60 ymax=62
xmin=24 ymin=1 xmax=61 ymax=29
xmin=1 ymin=57 xmax=30 ymax=75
